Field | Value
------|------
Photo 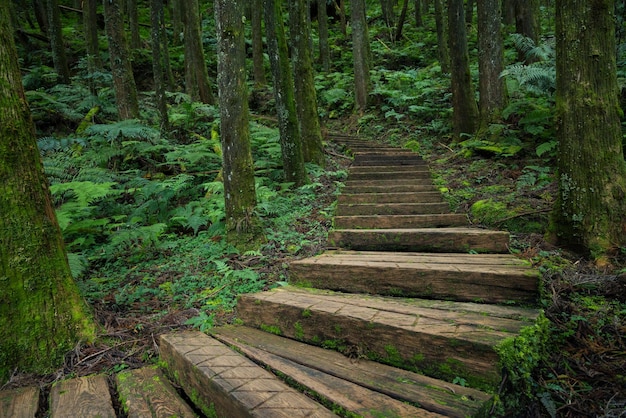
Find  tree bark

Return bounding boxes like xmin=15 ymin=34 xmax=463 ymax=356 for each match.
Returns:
xmin=514 ymin=0 xmax=540 ymax=63
xmin=317 ymin=0 xmax=331 ymax=71
xmin=182 ymin=0 xmax=215 ymax=104
xmin=264 ymin=0 xmax=308 ymax=186
xmin=552 ymin=0 xmax=626 ymax=256
xmin=215 ymin=0 xmax=263 ymax=245
xmin=0 ymin=3 xmax=95 ymax=380
xmin=448 ymin=0 xmax=479 ymax=138
xmin=434 ymin=0 xmax=450 ymax=73
xmin=477 ymin=0 xmax=506 ymax=127
xmin=351 ymin=0 xmax=371 ymax=112
xmin=46 ymin=0 xmax=70 ymax=83
xmin=465 ymin=0 xmax=474 ymax=24
xmin=414 ymin=0 xmax=423 ymax=26
xmin=395 ymin=0 xmax=410 ymax=40
xmin=380 ymin=0 xmax=396 ymax=27
xmin=83 ymin=0 xmax=101 ymax=93
xmin=104 ymin=0 xmax=140 ymax=120
xmin=251 ymin=0 xmax=266 ymax=85
xmin=290 ymin=0 xmax=325 ymax=166
xmin=151 ymin=0 xmax=169 ymax=133
xmin=127 ymin=0 xmax=141 ymax=49
xmin=170 ymin=0 xmax=183 ymax=46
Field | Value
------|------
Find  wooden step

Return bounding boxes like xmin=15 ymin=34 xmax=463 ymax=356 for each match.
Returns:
xmin=0 ymin=386 xmax=39 ymax=418
xmin=347 ymin=170 xmax=432 ymax=180
xmin=50 ymin=375 xmax=116 ymax=418
xmin=349 ymin=165 xmax=428 ymax=172
xmin=338 ymin=192 xmax=444 ymax=204
xmin=289 ymin=251 xmax=540 ymax=304
xmin=159 ymin=331 xmax=337 ymax=417
xmin=327 ymin=227 xmax=510 ymax=253
xmin=352 ymin=149 xmax=416 ymax=156
xmin=333 ymin=214 xmax=468 ymax=229
xmin=336 ymin=202 xmax=451 ymax=216
xmin=353 ymin=155 xmax=427 ymax=165
xmin=236 ymin=286 xmax=540 ymax=388
xmin=343 ymin=178 xmax=435 ymax=187
xmin=341 ymin=184 xmax=438 ymax=194
xmin=212 ymin=325 xmax=491 ymax=418
xmin=116 ymin=366 xmax=196 ymax=417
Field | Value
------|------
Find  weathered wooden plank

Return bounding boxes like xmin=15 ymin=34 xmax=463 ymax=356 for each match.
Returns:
xmin=341 ymin=184 xmax=438 ymax=194
xmin=333 ymin=214 xmax=467 ymax=229
xmin=159 ymin=331 xmax=337 ymax=418
xmin=0 ymin=386 xmax=39 ymax=418
xmin=343 ymin=178 xmax=435 ymax=187
xmin=50 ymin=375 xmax=115 ymax=418
xmin=347 ymin=170 xmax=432 ymax=180
xmin=336 ymin=202 xmax=451 ymax=216
xmin=327 ymin=227 xmax=510 ymax=253
xmin=213 ymin=325 xmax=490 ymax=418
xmin=116 ymin=366 xmax=196 ymax=418
xmin=349 ymin=165 xmax=429 ymax=173
xmin=338 ymin=192 xmax=444 ymax=204
xmin=213 ymin=328 xmax=443 ymax=418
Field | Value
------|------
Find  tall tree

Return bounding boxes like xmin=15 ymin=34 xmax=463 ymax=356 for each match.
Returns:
xmin=513 ymin=0 xmax=540 ymax=63
xmin=264 ymin=0 xmax=308 ymax=186
xmin=351 ymin=0 xmax=371 ymax=112
xmin=552 ymin=0 xmax=626 ymax=256
xmin=46 ymin=0 xmax=70 ymax=83
xmin=414 ymin=0 xmax=423 ymax=27
xmin=251 ymin=0 xmax=266 ymax=85
xmin=477 ymin=0 xmax=506 ymax=127
xmin=215 ymin=0 xmax=263 ymax=245
xmin=434 ymin=0 xmax=450 ymax=73
xmin=290 ymin=0 xmax=325 ymax=165
xmin=83 ymin=0 xmax=101 ymax=93
xmin=317 ymin=0 xmax=331 ymax=71
xmin=395 ymin=0 xmax=410 ymax=40
xmin=128 ymin=0 xmax=141 ymax=49
xmin=0 ymin=3 xmax=95 ymax=380
xmin=182 ymin=0 xmax=215 ymax=104
xmin=104 ymin=0 xmax=140 ymax=120
xmin=448 ymin=0 xmax=479 ymax=138
xmin=465 ymin=0 xmax=474 ymax=24
xmin=151 ymin=0 xmax=169 ymax=133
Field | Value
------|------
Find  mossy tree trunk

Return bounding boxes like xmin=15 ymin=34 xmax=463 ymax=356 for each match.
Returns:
xmin=351 ymin=0 xmax=371 ymax=112
xmin=150 ymin=0 xmax=169 ymax=134
xmin=448 ymin=0 xmax=479 ymax=139
xmin=46 ymin=0 xmax=70 ymax=83
xmin=215 ymin=0 xmax=264 ymax=245
xmin=434 ymin=0 xmax=450 ymax=73
xmin=104 ymin=0 xmax=140 ymax=120
xmin=477 ymin=0 xmax=506 ymax=128
xmin=0 ymin=3 xmax=96 ymax=381
xmin=251 ymin=0 xmax=266 ymax=86
xmin=264 ymin=0 xmax=308 ymax=186
xmin=552 ymin=0 xmax=626 ymax=256
xmin=182 ymin=0 xmax=215 ymax=104
xmin=317 ymin=0 xmax=331 ymax=72
xmin=290 ymin=0 xmax=325 ymax=166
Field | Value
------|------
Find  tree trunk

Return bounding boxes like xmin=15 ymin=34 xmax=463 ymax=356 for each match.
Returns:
xmin=104 ymin=0 xmax=140 ymax=120
xmin=215 ymin=0 xmax=263 ymax=246
xmin=317 ymin=0 xmax=331 ymax=71
xmin=434 ymin=0 xmax=450 ymax=72
xmin=448 ymin=0 xmax=479 ymax=138
xmin=465 ymin=0 xmax=474 ymax=24
xmin=514 ymin=0 xmax=540 ymax=63
xmin=127 ymin=0 xmax=141 ymax=49
xmin=170 ymin=0 xmax=183 ymax=46
xmin=290 ymin=0 xmax=325 ymax=166
xmin=552 ymin=0 xmax=626 ymax=256
xmin=380 ymin=0 xmax=396 ymax=27
xmin=337 ymin=0 xmax=347 ymax=37
xmin=351 ymin=0 xmax=371 ymax=112
xmin=264 ymin=0 xmax=308 ymax=186
xmin=83 ymin=0 xmax=101 ymax=93
xmin=151 ymin=0 xmax=169 ymax=133
xmin=34 ymin=0 xmax=49 ymax=34
xmin=0 ymin=3 xmax=95 ymax=380
xmin=414 ymin=0 xmax=423 ymax=26
xmin=395 ymin=0 xmax=410 ymax=40
xmin=46 ymin=0 xmax=70 ymax=83
xmin=182 ymin=0 xmax=215 ymax=104
xmin=251 ymin=0 xmax=266 ymax=85
xmin=477 ymin=0 xmax=506 ymax=127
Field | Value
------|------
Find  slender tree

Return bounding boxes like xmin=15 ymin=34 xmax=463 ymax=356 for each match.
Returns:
xmin=151 ymin=0 xmax=169 ymax=133
xmin=83 ymin=0 xmax=101 ymax=93
xmin=513 ymin=0 xmax=540 ymax=63
xmin=317 ymin=0 xmax=331 ymax=71
xmin=264 ymin=0 xmax=308 ymax=186
xmin=182 ymin=0 xmax=215 ymax=104
xmin=104 ymin=0 xmax=140 ymax=120
xmin=46 ymin=0 xmax=70 ymax=83
xmin=0 ymin=3 xmax=95 ymax=380
xmin=434 ymin=0 xmax=450 ymax=73
xmin=251 ymin=0 xmax=266 ymax=86
xmin=448 ymin=0 xmax=479 ymax=138
xmin=128 ymin=0 xmax=141 ymax=49
xmin=351 ymin=0 xmax=371 ymax=112
xmin=395 ymin=0 xmax=410 ymax=41
xmin=290 ymin=0 xmax=325 ymax=165
xmin=466 ymin=0 xmax=474 ymax=24
xmin=170 ymin=0 xmax=183 ymax=46
xmin=414 ymin=0 xmax=423 ymax=26
xmin=552 ymin=0 xmax=626 ymax=256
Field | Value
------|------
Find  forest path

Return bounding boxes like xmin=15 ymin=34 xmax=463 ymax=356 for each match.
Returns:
xmin=0 ymin=135 xmax=542 ymax=417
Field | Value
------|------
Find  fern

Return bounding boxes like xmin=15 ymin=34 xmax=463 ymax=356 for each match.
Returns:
xmin=86 ymin=120 xmax=160 ymax=143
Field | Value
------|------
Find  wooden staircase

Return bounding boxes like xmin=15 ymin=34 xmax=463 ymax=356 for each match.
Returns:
xmin=0 ymin=135 xmax=541 ymax=417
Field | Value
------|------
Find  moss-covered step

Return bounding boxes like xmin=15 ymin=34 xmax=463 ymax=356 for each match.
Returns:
xmin=333 ymin=213 xmax=468 ymax=229
xmin=49 ymin=375 xmax=116 ymax=418
xmin=289 ymin=251 xmax=540 ymax=304
xmin=0 ymin=386 xmax=39 ymax=418
xmin=212 ymin=325 xmax=490 ymax=418
xmin=338 ymin=192 xmax=444 ymax=204
xmin=336 ymin=202 xmax=451 ymax=216
xmin=159 ymin=331 xmax=337 ymax=418
xmin=116 ymin=366 xmax=196 ymax=417
xmin=236 ymin=286 xmax=540 ymax=389
xmin=327 ymin=227 xmax=510 ymax=253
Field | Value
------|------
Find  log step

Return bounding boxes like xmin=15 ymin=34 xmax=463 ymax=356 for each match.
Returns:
xmin=236 ymin=286 xmax=540 ymax=388
xmin=50 ymin=375 xmax=116 ymax=418
xmin=327 ymin=227 xmax=510 ymax=253
xmin=0 ymin=386 xmax=39 ymax=418
xmin=159 ymin=331 xmax=337 ymax=417
xmin=289 ymin=251 xmax=539 ymax=304
xmin=333 ymin=213 xmax=468 ymax=229
xmin=212 ymin=325 xmax=491 ymax=418
xmin=338 ymin=192 xmax=444 ymax=204
xmin=336 ymin=202 xmax=451 ymax=216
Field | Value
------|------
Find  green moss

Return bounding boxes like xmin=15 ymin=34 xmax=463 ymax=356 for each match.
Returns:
xmin=293 ymin=321 xmax=304 ymax=340
xmin=260 ymin=324 xmax=282 ymax=335
xmin=301 ymin=309 xmax=312 ymax=318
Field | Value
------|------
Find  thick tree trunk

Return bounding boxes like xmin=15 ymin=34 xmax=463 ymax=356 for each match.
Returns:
xmin=104 ymin=0 xmax=140 ymax=120
xmin=251 ymin=0 xmax=266 ymax=85
xmin=351 ymin=0 xmax=371 ymax=112
xmin=552 ymin=0 xmax=626 ymax=256
xmin=290 ymin=0 xmax=325 ymax=166
xmin=264 ymin=0 xmax=308 ymax=186
xmin=477 ymin=0 xmax=506 ymax=127
xmin=46 ymin=0 xmax=70 ymax=83
xmin=0 ymin=3 xmax=95 ymax=380
xmin=215 ymin=0 xmax=263 ymax=245
xmin=434 ymin=0 xmax=450 ymax=73
xmin=317 ymin=0 xmax=331 ymax=71
xmin=182 ymin=0 xmax=215 ymax=104
xmin=151 ymin=0 xmax=169 ymax=133
xmin=448 ymin=0 xmax=479 ymax=138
